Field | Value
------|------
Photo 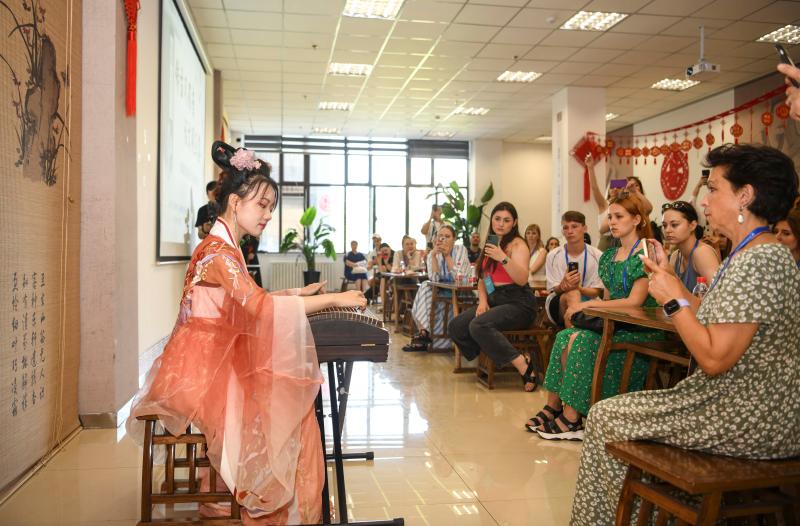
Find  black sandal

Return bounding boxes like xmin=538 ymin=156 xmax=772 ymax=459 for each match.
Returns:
xmin=524 ymin=405 xmax=562 ymax=433
xmin=536 ymin=413 xmax=585 ymax=441
xmin=402 ymin=340 xmax=428 ymax=352
xmin=521 ymin=358 xmax=537 ymax=392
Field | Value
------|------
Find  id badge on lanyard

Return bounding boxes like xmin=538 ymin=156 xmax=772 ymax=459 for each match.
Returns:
xmin=483 ymin=275 xmax=496 ymax=295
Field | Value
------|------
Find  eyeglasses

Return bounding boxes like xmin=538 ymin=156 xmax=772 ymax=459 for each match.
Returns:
xmin=661 ymin=201 xmax=694 ymax=213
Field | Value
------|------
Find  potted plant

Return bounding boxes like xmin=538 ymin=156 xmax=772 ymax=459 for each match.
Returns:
xmin=279 ymin=206 xmax=337 ymax=285
xmin=432 ymin=182 xmax=494 ymax=246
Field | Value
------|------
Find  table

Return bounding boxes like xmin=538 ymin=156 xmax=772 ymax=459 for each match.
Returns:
xmin=380 ymin=272 xmax=426 ymax=324
xmin=429 ymin=281 xmax=478 ymax=372
xmin=582 ymin=306 xmax=689 ymax=406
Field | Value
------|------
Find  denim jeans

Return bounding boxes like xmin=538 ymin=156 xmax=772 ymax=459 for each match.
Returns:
xmin=448 ymin=284 xmax=536 ymax=366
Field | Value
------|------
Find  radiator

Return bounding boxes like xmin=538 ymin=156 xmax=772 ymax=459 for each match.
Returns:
xmin=266 ymin=261 xmax=338 ymax=292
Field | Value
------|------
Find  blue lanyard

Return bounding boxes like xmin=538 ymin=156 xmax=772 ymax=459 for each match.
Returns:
xmin=564 ymin=247 xmax=588 ymax=286
xmin=439 ymin=253 xmax=450 ymax=279
xmin=709 ymin=226 xmax=770 ymax=293
xmin=621 ymin=238 xmax=642 ymax=292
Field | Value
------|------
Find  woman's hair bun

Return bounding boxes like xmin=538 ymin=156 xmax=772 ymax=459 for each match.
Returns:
xmin=211 ymin=140 xmax=236 ymax=170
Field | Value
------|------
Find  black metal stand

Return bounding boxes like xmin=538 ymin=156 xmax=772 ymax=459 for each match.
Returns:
xmin=313 ymin=360 xmax=403 ymax=526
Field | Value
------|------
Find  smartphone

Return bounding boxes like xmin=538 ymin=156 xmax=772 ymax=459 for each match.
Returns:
xmin=486 ymin=234 xmax=499 ymax=246
xmin=701 ymin=169 xmax=710 ymax=183
xmin=776 ymin=43 xmax=800 ymax=88
xmin=609 ymin=179 xmax=627 ymax=189
xmin=567 ymin=261 xmax=579 ymax=273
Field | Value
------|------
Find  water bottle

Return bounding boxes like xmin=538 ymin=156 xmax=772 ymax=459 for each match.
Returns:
xmin=692 ymin=277 xmax=708 ymax=299
xmin=400 ymin=260 xmax=406 ymax=273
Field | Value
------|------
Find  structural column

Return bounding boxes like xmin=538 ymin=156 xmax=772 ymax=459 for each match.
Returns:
xmin=551 ymin=87 xmax=606 ymax=242
xmin=79 ymin=0 xmax=139 ymax=427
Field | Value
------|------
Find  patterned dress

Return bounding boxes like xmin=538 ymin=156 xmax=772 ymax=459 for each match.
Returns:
xmin=543 ymin=246 xmax=664 ymax=416
xmin=570 ymin=244 xmax=800 ymax=525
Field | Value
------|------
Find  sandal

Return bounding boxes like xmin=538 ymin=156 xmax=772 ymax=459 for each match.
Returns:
xmin=536 ymin=413 xmax=585 ymax=441
xmin=402 ymin=340 xmax=428 ymax=352
xmin=521 ymin=357 xmax=537 ymax=392
xmin=524 ymin=405 xmax=562 ymax=433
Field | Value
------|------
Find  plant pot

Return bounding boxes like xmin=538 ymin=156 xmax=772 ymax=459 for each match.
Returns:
xmin=303 ymin=270 xmax=321 ymax=286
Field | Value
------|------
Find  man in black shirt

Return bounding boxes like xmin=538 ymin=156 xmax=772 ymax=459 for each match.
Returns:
xmin=195 ymin=181 xmax=218 ymax=239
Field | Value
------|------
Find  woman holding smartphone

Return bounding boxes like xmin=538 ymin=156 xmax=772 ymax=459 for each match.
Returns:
xmin=448 ymin=202 xmax=538 ymax=391
xmin=525 ymin=192 xmax=663 ymax=440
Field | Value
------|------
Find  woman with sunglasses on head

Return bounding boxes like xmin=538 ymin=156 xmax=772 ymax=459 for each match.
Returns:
xmin=405 ymin=225 xmax=471 ymax=352
xmin=774 ymin=207 xmax=800 ymax=268
xmin=661 ymin=201 xmax=720 ymax=289
xmin=127 ymin=141 xmax=367 ymax=525
xmin=569 ymin=144 xmax=800 ymax=526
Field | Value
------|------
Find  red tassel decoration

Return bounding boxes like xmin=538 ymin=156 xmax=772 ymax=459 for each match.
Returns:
xmin=124 ymin=0 xmax=140 ymax=116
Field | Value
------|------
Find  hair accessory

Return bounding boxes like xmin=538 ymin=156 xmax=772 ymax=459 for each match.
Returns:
xmin=230 ymin=148 xmax=261 ymax=171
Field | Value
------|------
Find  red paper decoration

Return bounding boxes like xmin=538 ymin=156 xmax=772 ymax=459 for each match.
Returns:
xmin=661 ymin=150 xmax=689 ymax=200
xmin=124 ymin=0 xmax=140 ymax=116
xmin=777 ymin=104 xmax=790 ymax=120
xmin=606 ymin=138 xmax=616 ymax=149
xmin=571 ymin=134 xmax=605 ymax=202
xmin=693 ymin=137 xmax=704 ymax=149
xmin=761 ymin=110 xmax=773 ymax=138
xmin=651 ymin=145 xmax=661 ymax=157
xmin=730 ymin=122 xmax=743 ymax=144
xmin=705 ymin=133 xmax=715 ymax=146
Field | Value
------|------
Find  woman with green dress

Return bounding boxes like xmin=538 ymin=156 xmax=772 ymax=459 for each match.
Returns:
xmin=569 ymin=144 xmax=800 ymax=525
xmin=526 ymin=191 xmax=663 ymax=440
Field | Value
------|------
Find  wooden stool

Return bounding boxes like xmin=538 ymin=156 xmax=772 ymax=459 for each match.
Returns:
xmin=607 ymin=440 xmax=800 ymax=526
xmin=137 ymin=415 xmax=241 ymax=525
xmin=477 ymin=326 xmax=554 ymax=389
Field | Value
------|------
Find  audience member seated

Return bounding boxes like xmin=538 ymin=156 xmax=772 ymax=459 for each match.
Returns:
xmin=528 ymin=193 xmax=663 ymax=440
xmin=545 ymin=236 xmax=560 ymax=252
xmin=703 ymin=227 xmax=732 ymax=260
xmin=448 ymin=202 xmax=538 ymax=391
xmin=467 ymin=230 xmax=481 ymax=263
xmin=404 ymin=225 xmax=470 ymax=352
xmin=367 ymin=233 xmax=381 ymax=272
xmin=774 ymin=206 xmax=800 ymax=268
xmin=392 ymin=235 xmax=424 ymax=272
xmin=365 ymin=242 xmax=393 ymax=302
xmin=661 ymin=201 xmax=720 ymax=289
xmin=344 ymin=240 xmax=368 ymax=292
xmin=569 ymin=143 xmax=800 ymax=525
xmin=525 ymin=223 xmax=547 ymax=286
xmin=543 ymin=211 xmax=604 ymax=329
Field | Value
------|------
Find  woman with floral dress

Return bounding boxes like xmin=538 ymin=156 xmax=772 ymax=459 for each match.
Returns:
xmin=526 ymin=192 xmax=663 ymax=440
xmin=569 ymin=144 xmax=800 ymax=525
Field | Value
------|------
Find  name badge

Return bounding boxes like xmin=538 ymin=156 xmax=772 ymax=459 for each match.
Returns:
xmin=483 ymin=275 xmax=496 ymax=295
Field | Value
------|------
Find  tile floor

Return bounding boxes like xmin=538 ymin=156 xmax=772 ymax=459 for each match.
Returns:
xmin=0 ymin=334 xmax=581 ymax=525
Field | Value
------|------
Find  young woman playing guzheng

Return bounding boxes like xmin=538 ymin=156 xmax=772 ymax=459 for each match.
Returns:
xmin=127 ymin=141 xmax=366 ymax=525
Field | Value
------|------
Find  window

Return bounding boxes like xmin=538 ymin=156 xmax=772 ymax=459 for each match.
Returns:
xmin=309 ymin=186 xmax=345 ymax=251
xmin=244 ymin=136 xmax=469 ymax=254
xmin=283 ymin=153 xmax=304 ymax=182
xmin=371 ymin=155 xmax=406 ymax=186
xmin=310 ymin=154 xmax=345 ymax=184
xmin=374 ymin=187 xmax=407 ymax=250
xmin=348 ymin=154 xmax=369 ymax=184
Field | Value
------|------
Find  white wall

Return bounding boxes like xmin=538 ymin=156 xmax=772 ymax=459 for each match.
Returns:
xmin=630 ymin=90 xmax=735 ymax=215
xmin=472 ymin=140 xmax=555 ymax=239
xmin=136 ymin=0 xmax=215 ymax=356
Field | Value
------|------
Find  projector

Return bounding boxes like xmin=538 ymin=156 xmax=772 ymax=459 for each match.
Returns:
xmin=686 ymin=60 xmax=720 ymax=79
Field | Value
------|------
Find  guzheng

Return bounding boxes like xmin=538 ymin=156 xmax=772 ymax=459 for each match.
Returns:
xmin=308 ymin=307 xmax=389 ymax=363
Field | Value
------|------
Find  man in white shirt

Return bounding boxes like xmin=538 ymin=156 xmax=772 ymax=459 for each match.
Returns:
xmin=545 ymin=211 xmax=604 ymax=327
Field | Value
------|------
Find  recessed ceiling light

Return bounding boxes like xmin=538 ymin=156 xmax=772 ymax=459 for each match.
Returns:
xmin=605 ymin=112 xmax=619 ymax=121
xmin=312 ymin=127 xmax=341 ymax=135
xmin=425 ymin=130 xmax=456 ymax=138
xmin=318 ymin=101 xmax=353 ymax=111
xmin=453 ymin=106 xmax=489 ymax=116
xmin=534 ymin=136 xmax=552 ymax=143
xmin=343 ymin=0 xmax=404 ymax=20
xmin=328 ymin=63 xmax=374 ymax=76
xmin=561 ymin=11 xmax=628 ymax=32
xmin=756 ymin=24 xmax=800 ymax=45
xmin=651 ymin=78 xmax=700 ymax=91
xmin=497 ymin=71 xmax=542 ymax=83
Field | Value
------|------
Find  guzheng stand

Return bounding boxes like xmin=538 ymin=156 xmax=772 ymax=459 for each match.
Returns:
xmin=304 ymin=306 xmax=402 ymax=526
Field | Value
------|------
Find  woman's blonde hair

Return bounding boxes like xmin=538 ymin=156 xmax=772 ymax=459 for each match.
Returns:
xmin=524 ymin=223 xmax=544 ymax=250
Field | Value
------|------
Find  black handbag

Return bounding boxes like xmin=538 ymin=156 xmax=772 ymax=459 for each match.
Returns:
xmin=570 ymin=312 xmax=651 ymax=334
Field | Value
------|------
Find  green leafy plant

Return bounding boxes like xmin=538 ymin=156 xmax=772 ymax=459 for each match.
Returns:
xmin=432 ymin=182 xmax=494 ymax=246
xmin=279 ymin=206 xmax=337 ymax=271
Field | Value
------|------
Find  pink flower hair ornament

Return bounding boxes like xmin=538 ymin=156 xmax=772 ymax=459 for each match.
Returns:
xmin=229 ymin=148 xmax=261 ymax=171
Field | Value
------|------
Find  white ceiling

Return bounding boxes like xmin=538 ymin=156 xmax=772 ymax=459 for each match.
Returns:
xmin=187 ymin=0 xmax=800 ymax=142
